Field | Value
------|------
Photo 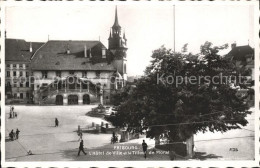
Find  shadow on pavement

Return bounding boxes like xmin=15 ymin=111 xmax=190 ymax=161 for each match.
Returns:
xmin=5 ymin=138 xmax=13 ymax=142
xmin=193 ymin=152 xmax=222 ymax=160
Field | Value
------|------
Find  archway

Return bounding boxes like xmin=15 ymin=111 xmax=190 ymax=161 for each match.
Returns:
xmin=68 ymin=95 xmax=78 ymax=105
xmin=83 ymin=94 xmax=90 ymax=104
xmin=56 ymin=95 xmax=63 ymax=105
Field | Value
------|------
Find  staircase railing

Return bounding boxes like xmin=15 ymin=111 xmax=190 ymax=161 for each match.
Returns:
xmin=37 ymin=76 xmax=100 ymax=104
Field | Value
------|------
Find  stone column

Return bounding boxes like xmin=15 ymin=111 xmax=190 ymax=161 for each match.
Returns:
xmin=78 ymin=94 xmax=83 ymax=105
xmin=96 ymin=124 xmax=101 ymax=133
xmin=100 ymin=86 xmax=103 ymax=105
xmin=120 ymin=131 xmax=129 ymax=142
xmin=80 ymin=82 xmax=82 ymax=92
xmin=65 ymin=81 xmax=67 ymax=92
xmin=63 ymin=94 xmax=68 ymax=105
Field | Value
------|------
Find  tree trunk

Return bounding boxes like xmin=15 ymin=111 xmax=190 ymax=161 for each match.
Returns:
xmin=186 ymin=134 xmax=194 ymax=158
xmin=155 ymin=136 xmax=160 ymax=147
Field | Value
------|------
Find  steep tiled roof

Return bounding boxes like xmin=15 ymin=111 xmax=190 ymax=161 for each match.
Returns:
xmin=226 ymin=45 xmax=254 ymax=61
xmin=5 ymin=39 xmax=44 ymax=62
xmin=31 ymin=40 xmax=115 ymax=71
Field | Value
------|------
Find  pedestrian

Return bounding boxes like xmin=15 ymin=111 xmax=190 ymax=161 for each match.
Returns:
xmin=142 ymin=140 xmax=148 ymax=159
xmin=13 ymin=130 xmax=16 ymax=140
xmin=55 ymin=118 xmax=59 ymax=127
xmin=9 ymin=111 xmax=12 ymax=118
xmin=10 ymin=106 xmax=13 ymax=118
xmin=12 ymin=106 xmax=15 ymax=118
xmin=9 ymin=130 xmax=14 ymax=141
xmin=77 ymin=140 xmax=87 ymax=156
xmin=16 ymin=128 xmax=20 ymax=139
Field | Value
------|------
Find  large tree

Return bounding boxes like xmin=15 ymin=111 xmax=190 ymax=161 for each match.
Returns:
xmin=109 ymin=42 xmax=251 ymax=143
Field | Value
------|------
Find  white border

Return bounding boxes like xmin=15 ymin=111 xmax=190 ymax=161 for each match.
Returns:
xmin=0 ymin=1 xmax=259 ymax=167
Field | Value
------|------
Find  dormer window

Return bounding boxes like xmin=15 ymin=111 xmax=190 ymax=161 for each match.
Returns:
xmin=102 ymin=48 xmax=106 ymax=58
xmin=69 ymin=71 xmax=74 ymax=75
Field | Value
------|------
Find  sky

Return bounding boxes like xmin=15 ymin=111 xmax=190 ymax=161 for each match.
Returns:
xmin=5 ymin=4 xmax=255 ymax=76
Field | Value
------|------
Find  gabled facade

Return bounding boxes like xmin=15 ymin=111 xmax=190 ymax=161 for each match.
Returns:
xmin=4 ymin=7 xmax=127 ymax=105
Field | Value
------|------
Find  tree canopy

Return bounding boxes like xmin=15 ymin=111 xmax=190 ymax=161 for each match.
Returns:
xmin=109 ymin=42 xmax=251 ymax=142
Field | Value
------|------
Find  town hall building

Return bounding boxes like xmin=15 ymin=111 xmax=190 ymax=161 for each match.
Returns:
xmin=5 ymin=7 xmax=128 ymax=105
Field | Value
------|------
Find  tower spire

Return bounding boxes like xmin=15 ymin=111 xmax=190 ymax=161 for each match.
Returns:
xmin=113 ymin=6 xmax=121 ymax=28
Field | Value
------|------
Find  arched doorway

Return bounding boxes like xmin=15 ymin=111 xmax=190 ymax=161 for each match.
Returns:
xmin=83 ymin=94 xmax=90 ymax=104
xmin=56 ymin=95 xmax=63 ymax=105
xmin=68 ymin=95 xmax=78 ymax=105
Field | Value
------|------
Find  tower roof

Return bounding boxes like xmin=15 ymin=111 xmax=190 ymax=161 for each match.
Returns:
xmin=112 ymin=6 xmax=121 ymax=28
xmin=108 ymin=29 xmax=112 ymax=39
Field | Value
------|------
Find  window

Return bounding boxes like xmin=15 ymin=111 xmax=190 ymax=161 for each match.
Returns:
xmin=13 ymin=81 xmax=17 ymax=87
xmin=7 ymin=71 xmax=10 ymax=77
xmin=20 ymin=71 xmax=23 ymax=77
xmin=26 ymin=64 xmax=29 ymax=68
xmin=20 ymin=93 xmax=23 ymax=99
xmin=96 ymin=71 xmax=100 ymax=78
xmin=102 ymin=49 xmax=106 ymax=58
xmin=26 ymin=71 xmax=29 ymax=77
xmin=42 ymin=71 xmax=47 ymax=78
xmin=13 ymin=71 xmax=17 ymax=77
xmin=26 ymin=92 xmax=29 ymax=98
xmin=20 ymin=83 xmax=23 ymax=87
xmin=82 ymin=71 xmax=87 ymax=77
xmin=6 ymin=64 xmax=10 ymax=68
xmin=13 ymin=64 xmax=17 ymax=68
xmin=56 ymin=71 xmax=61 ymax=77
xmin=42 ymin=83 xmax=48 ymax=87
xmin=14 ymin=93 xmax=17 ymax=99
xmin=26 ymin=82 xmax=29 ymax=87
xmin=69 ymin=71 xmax=74 ymax=75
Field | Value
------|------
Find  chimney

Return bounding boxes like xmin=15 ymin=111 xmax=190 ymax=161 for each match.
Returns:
xmin=231 ymin=42 xmax=236 ymax=49
xmin=84 ymin=45 xmax=87 ymax=57
xmin=89 ymin=48 xmax=92 ymax=58
xmin=67 ymin=44 xmax=70 ymax=54
xmin=29 ymin=42 xmax=33 ymax=52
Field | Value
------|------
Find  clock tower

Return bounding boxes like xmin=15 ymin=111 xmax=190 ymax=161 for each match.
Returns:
xmin=108 ymin=7 xmax=127 ymax=81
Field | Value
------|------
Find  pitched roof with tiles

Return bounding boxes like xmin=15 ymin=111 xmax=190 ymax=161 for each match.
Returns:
xmin=30 ymin=40 xmax=116 ymax=71
xmin=5 ymin=39 xmax=44 ymax=62
xmin=226 ymin=45 xmax=254 ymax=61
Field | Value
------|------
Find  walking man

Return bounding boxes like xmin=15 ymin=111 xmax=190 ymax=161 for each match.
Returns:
xmin=16 ymin=128 xmax=20 ymax=139
xmin=77 ymin=140 xmax=87 ymax=156
xmin=142 ymin=140 xmax=148 ymax=159
xmin=55 ymin=118 xmax=59 ymax=127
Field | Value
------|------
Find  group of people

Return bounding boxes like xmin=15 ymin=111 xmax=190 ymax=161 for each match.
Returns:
xmin=9 ymin=129 xmax=20 ymax=141
xmin=9 ymin=106 xmax=17 ymax=118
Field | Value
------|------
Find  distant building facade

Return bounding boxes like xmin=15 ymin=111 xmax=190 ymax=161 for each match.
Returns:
xmin=5 ymin=39 xmax=44 ymax=104
xmin=226 ymin=43 xmax=254 ymax=106
xmin=5 ymin=7 xmax=127 ymax=105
